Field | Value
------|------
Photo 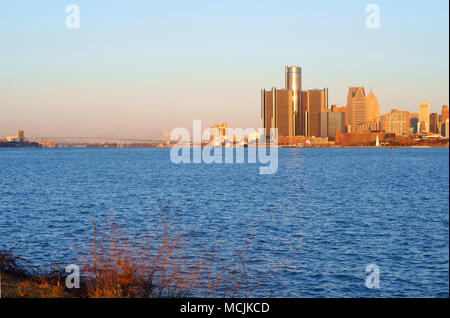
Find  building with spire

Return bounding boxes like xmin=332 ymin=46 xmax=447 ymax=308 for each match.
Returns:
xmin=346 ymin=87 xmax=367 ymax=132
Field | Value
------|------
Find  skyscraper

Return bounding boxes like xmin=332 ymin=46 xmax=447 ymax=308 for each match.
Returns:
xmin=331 ymin=105 xmax=347 ymax=126
xmin=307 ymin=88 xmax=328 ymax=137
xmin=429 ymin=113 xmax=439 ymax=134
xmin=347 ymin=87 xmax=367 ymax=132
xmin=17 ymin=129 xmax=25 ymax=143
xmin=409 ymin=112 xmax=419 ymax=134
xmin=301 ymin=90 xmax=310 ymax=136
xmin=261 ymin=66 xmax=328 ymax=138
xmin=418 ymin=101 xmax=430 ymax=133
xmin=285 ymin=66 xmax=302 ymax=135
xmin=366 ymin=89 xmax=380 ymax=123
xmin=320 ymin=111 xmax=345 ymax=138
xmin=446 ymin=119 xmax=450 ymax=138
xmin=441 ymin=105 xmax=449 ymax=123
xmin=261 ymin=87 xmax=293 ymax=137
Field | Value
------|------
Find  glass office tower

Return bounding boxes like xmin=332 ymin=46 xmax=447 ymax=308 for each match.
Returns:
xmin=285 ymin=66 xmax=302 ymax=135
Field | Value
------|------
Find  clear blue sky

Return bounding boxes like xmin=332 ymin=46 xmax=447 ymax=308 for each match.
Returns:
xmin=1 ymin=0 xmax=448 ymax=138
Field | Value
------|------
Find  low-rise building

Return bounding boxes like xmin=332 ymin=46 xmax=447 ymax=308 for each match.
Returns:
xmin=380 ymin=109 xmax=410 ymax=136
xmin=335 ymin=130 xmax=385 ymax=146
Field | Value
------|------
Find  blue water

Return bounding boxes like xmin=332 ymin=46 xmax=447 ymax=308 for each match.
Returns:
xmin=0 ymin=148 xmax=448 ymax=297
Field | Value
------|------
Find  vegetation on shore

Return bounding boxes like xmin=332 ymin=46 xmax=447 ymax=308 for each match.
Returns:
xmin=1 ymin=218 xmax=254 ymax=298
xmin=0 ymin=250 xmax=74 ymax=297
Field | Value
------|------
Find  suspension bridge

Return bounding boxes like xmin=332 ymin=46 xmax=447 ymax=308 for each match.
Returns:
xmin=22 ymin=127 xmax=168 ymax=145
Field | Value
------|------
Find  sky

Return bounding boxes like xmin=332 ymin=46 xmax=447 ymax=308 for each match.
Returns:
xmin=0 ymin=0 xmax=449 ymax=139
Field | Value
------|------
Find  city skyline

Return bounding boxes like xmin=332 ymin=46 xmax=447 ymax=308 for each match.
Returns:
xmin=261 ymin=65 xmax=449 ymax=142
xmin=1 ymin=0 xmax=449 ymax=138
xmin=0 ymin=1 xmax=449 ymax=302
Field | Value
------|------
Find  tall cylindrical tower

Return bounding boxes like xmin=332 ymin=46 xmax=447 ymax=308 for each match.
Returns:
xmin=285 ymin=66 xmax=302 ymax=135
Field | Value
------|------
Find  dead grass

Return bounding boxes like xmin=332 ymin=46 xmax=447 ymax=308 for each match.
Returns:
xmin=80 ymin=219 xmax=221 ymax=297
xmin=0 ymin=250 xmax=72 ymax=298
xmin=1 ymin=218 xmax=244 ymax=298
xmin=1 ymin=273 xmax=72 ymax=298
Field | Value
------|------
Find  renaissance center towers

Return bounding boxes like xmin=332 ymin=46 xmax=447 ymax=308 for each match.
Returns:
xmin=285 ymin=66 xmax=302 ymax=136
xmin=261 ymin=66 xmax=303 ymax=137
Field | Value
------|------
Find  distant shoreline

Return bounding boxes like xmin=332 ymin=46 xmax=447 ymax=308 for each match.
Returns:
xmin=0 ymin=145 xmax=448 ymax=149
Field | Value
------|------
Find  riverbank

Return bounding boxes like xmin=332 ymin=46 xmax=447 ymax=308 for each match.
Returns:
xmin=0 ymin=250 xmax=74 ymax=298
xmin=0 ymin=220 xmax=248 ymax=298
xmin=1 ymin=271 xmax=74 ymax=298
xmin=0 ymin=141 xmax=42 ymax=148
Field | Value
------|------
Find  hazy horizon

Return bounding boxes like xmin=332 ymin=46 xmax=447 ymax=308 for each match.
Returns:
xmin=1 ymin=0 xmax=449 ymax=139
